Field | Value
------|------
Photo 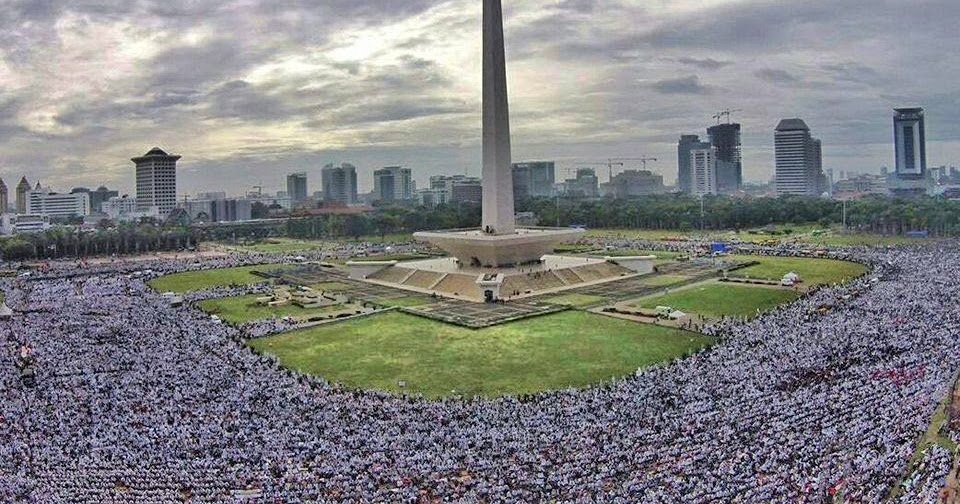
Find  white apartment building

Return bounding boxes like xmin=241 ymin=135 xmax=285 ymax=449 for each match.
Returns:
xmin=26 ymin=189 xmax=90 ymax=218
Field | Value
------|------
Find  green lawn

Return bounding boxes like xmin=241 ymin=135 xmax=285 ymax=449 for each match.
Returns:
xmin=543 ymin=293 xmax=606 ymax=307
xmin=225 ymin=235 xmax=415 ymax=254
xmin=198 ymin=294 xmax=365 ymax=324
xmin=629 ymin=283 xmax=801 ymax=319
xmin=250 ymin=311 xmax=712 ymax=398
xmin=148 ymin=265 xmax=286 ymax=293
xmin=730 ymin=256 xmax=866 ymax=286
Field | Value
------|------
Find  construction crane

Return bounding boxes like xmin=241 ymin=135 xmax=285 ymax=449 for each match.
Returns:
xmin=713 ymin=109 xmax=742 ymax=125
xmin=251 ymin=185 xmax=263 ymax=196
xmin=609 ymin=157 xmax=658 ymax=180
xmin=567 ymin=162 xmax=622 ymax=182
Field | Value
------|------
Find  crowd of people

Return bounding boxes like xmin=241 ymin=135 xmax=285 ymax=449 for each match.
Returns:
xmin=1 ymin=241 xmax=959 ymax=502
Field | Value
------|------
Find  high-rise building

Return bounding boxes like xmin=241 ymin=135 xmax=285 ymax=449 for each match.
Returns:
xmin=563 ymin=168 xmax=599 ymax=198
xmin=430 ymin=175 xmax=483 ymax=203
xmin=690 ymin=146 xmax=718 ymax=196
xmin=774 ymin=119 xmax=824 ymax=196
xmin=512 ymin=161 xmax=555 ymax=199
xmin=677 ymin=135 xmax=701 ymax=194
xmin=70 ymin=186 xmax=117 ymax=214
xmin=15 ymin=177 xmax=30 ymax=214
xmin=132 ymin=147 xmax=180 ymax=216
xmin=707 ymin=123 xmax=743 ymax=193
xmin=893 ymin=108 xmax=926 ymax=179
xmin=373 ymin=166 xmax=414 ymax=202
xmin=0 ymin=178 xmax=8 ymax=213
xmin=321 ymin=163 xmax=358 ymax=205
xmin=286 ymin=173 xmax=308 ymax=204
xmin=181 ymin=196 xmax=253 ymax=223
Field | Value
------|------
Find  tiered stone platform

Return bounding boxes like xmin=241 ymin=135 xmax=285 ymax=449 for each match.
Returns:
xmin=356 ymin=255 xmax=643 ymax=302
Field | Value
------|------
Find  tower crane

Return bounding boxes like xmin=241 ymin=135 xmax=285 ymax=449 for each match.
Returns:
xmin=567 ymin=162 xmax=623 ymax=182
xmin=609 ymin=157 xmax=659 ymax=180
xmin=713 ymin=109 xmax=742 ymax=125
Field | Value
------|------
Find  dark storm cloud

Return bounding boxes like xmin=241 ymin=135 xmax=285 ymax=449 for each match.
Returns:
xmin=649 ymin=75 xmax=712 ymax=95
xmin=672 ymin=57 xmax=733 ymax=70
xmin=755 ymin=68 xmax=802 ymax=85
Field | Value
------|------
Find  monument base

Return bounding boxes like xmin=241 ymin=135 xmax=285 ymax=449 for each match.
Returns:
xmin=413 ymin=227 xmax=584 ymax=268
xmin=352 ymin=255 xmax=643 ymax=302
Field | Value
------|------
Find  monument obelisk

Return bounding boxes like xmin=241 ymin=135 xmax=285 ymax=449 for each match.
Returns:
xmin=413 ymin=0 xmax=582 ymax=267
xmin=481 ymin=0 xmax=515 ymax=236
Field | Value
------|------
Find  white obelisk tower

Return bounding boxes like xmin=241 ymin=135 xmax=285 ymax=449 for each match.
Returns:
xmin=481 ymin=0 xmax=515 ymax=236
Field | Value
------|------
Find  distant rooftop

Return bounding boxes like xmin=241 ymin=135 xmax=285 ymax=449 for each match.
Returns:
xmin=775 ymin=118 xmax=810 ymax=131
xmin=132 ymin=146 xmax=181 ymax=163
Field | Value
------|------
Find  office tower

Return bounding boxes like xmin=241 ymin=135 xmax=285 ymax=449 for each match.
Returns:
xmin=132 ymin=147 xmax=180 ymax=215
xmin=430 ymin=175 xmax=483 ymax=203
xmin=810 ymin=138 xmax=825 ymax=194
xmin=512 ymin=161 xmax=556 ymax=199
xmin=677 ymin=135 xmax=701 ymax=194
xmin=707 ymin=123 xmax=742 ymax=193
xmin=16 ymin=177 xmax=30 ymax=214
xmin=321 ymin=163 xmax=358 ymax=205
xmin=893 ymin=108 xmax=926 ymax=179
xmin=286 ymin=173 xmax=308 ymax=204
xmin=564 ymin=168 xmax=599 ymax=198
xmin=774 ymin=119 xmax=824 ymax=196
xmin=0 ymin=178 xmax=7 ymax=213
xmin=373 ymin=166 xmax=414 ymax=202
xmin=690 ymin=146 xmax=718 ymax=196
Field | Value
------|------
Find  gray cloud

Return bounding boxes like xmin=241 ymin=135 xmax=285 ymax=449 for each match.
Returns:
xmin=649 ymin=75 xmax=712 ymax=95
xmin=673 ymin=57 xmax=734 ymax=70
xmin=755 ymin=68 xmax=802 ymax=85
xmin=1 ymin=0 xmax=959 ymax=193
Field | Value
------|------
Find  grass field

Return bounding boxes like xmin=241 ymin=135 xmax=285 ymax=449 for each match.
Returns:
xmin=629 ymin=283 xmax=801 ymax=319
xmin=250 ymin=311 xmax=712 ymax=398
xmin=543 ymin=293 xmax=607 ymax=307
xmin=198 ymin=295 xmax=365 ymax=324
xmin=148 ymin=265 xmax=288 ymax=293
xmin=730 ymin=256 xmax=867 ymax=286
xmin=583 ymin=226 xmax=934 ymax=248
xmin=224 ymin=235 xmax=415 ymax=254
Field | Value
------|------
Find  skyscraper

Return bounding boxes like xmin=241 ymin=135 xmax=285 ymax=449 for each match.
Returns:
xmin=892 ymin=108 xmax=927 ymax=199
xmin=512 ymin=161 xmax=555 ymax=199
xmin=132 ymin=147 xmax=180 ymax=215
xmin=16 ymin=177 xmax=30 ymax=214
xmin=677 ymin=135 xmax=701 ymax=194
xmin=775 ymin=119 xmax=824 ymax=196
xmin=286 ymin=173 xmax=308 ymax=204
xmin=321 ymin=163 xmax=358 ymax=205
xmin=690 ymin=146 xmax=718 ymax=196
xmin=707 ymin=123 xmax=742 ymax=193
xmin=373 ymin=166 xmax=414 ymax=202
xmin=0 ymin=178 xmax=8 ymax=213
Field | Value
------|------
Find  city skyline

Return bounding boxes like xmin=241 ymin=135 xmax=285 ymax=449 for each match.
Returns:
xmin=0 ymin=0 xmax=958 ymax=194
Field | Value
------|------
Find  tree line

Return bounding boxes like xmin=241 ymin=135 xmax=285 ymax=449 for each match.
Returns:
xmin=0 ymin=224 xmax=199 ymax=261
xmin=3 ymin=194 xmax=958 ymax=260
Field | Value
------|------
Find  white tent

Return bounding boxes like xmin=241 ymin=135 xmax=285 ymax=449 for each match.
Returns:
xmin=0 ymin=303 xmax=13 ymax=320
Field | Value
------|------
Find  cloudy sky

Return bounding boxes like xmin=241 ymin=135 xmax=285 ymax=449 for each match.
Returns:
xmin=1 ymin=0 xmax=959 ymax=196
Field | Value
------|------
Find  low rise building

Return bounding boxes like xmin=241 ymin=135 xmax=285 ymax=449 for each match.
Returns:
xmin=26 ymin=188 xmax=90 ymax=218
